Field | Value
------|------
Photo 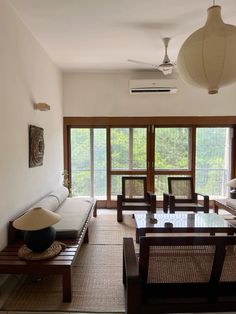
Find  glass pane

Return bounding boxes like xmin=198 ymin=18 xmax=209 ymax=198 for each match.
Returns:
xmin=155 ymin=128 xmax=189 ymax=170
xmin=71 ymin=128 xmax=107 ymax=199
xmin=71 ymin=129 xmax=91 ymax=196
xmin=111 ymin=128 xmax=129 ymax=170
xmin=111 ymin=128 xmax=147 ymax=170
xmin=94 ymin=129 xmax=107 ymax=199
xmin=133 ymin=128 xmax=147 ymax=169
xmin=196 ymin=128 xmax=231 ymax=198
xmin=111 ymin=175 xmax=123 ymax=200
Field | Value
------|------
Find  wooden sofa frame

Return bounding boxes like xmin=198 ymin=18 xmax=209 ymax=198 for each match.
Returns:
xmin=0 ymin=201 xmax=97 ymax=302
xmin=123 ymin=235 xmax=236 ymax=314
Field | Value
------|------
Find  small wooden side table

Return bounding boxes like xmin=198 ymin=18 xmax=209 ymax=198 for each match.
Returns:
xmin=214 ymin=199 xmax=236 ymax=215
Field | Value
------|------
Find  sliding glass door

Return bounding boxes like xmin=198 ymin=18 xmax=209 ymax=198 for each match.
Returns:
xmin=70 ymin=128 xmax=107 ymax=199
xmin=195 ymin=127 xmax=231 ymax=199
xmin=154 ymin=127 xmax=191 ymax=200
xmin=68 ymin=123 xmax=233 ymax=207
xmin=109 ymin=127 xmax=148 ymax=204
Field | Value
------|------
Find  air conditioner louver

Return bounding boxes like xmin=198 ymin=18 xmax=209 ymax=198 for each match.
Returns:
xmin=129 ymin=79 xmax=178 ymax=94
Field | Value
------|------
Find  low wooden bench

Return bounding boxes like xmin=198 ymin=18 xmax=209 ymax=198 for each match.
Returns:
xmin=0 ymin=200 xmax=97 ymax=302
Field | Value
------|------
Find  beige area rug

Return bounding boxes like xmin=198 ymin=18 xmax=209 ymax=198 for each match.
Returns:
xmin=1 ymin=214 xmax=136 ymax=313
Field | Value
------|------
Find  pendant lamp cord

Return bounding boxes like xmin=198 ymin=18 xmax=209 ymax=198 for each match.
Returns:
xmin=213 ymin=0 xmax=216 ymax=5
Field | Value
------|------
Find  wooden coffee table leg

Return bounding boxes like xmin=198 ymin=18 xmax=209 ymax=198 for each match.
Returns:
xmin=63 ymin=267 xmax=72 ymax=302
xmin=214 ymin=201 xmax=219 ymax=214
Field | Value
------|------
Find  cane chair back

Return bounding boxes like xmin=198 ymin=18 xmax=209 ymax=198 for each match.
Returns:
xmin=168 ymin=177 xmax=194 ymax=201
xmin=117 ymin=176 xmax=156 ymax=222
xmin=123 ymin=177 xmax=147 ymax=200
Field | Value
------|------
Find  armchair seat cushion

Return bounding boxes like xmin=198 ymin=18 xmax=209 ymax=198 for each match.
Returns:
xmin=122 ymin=202 xmax=151 ymax=207
xmin=175 ymin=203 xmax=204 ymax=208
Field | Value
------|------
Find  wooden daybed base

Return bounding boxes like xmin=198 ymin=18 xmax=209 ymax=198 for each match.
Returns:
xmin=0 ymin=201 xmax=97 ymax=303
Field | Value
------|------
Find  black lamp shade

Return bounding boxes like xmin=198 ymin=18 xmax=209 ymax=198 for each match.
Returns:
xmin=24 ymin=226 xmax=56 ymax=252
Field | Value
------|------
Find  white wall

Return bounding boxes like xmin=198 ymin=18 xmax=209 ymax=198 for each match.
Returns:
xmin=0 ymin=1 xmax=63 ymax=249
xmin=63 ymin=71 xmax=236 ymax=117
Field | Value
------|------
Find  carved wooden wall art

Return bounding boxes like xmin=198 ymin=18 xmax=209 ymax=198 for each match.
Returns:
xmin=29 ymin=125 xmax=45 ymax=168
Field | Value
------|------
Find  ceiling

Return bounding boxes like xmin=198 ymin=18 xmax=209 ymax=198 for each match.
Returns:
xmin=9 ymin=0 xmax=236 ymax=71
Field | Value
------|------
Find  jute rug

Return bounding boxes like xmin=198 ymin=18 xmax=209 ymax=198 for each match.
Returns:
xmin=1 ymin=214 xmax=136 ymax=313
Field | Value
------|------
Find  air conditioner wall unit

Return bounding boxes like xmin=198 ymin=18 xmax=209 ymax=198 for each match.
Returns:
xmin=129 ymin=79 xmax=178 ymax=94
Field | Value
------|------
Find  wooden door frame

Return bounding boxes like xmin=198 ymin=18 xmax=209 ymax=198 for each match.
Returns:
xmin=64 ymin=116 xmax=236 ymax=208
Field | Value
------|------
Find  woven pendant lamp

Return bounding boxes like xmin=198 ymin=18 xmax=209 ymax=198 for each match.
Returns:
xmin=177 ymin=4 xmax=236 ymax=94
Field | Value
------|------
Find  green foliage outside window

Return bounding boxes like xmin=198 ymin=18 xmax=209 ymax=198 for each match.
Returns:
xmin=70 ymin=127 xmax=231 ymax=200
xmin=155 ymin=128 xmax=189 ymax=170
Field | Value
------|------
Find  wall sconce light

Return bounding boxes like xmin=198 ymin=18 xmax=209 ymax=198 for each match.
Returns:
xmin=34 ymin=102 xmax=51 ymax=111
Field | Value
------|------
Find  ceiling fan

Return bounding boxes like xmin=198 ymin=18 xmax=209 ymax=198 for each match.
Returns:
xmin=128 ymin=37 xmax=176 ymax=75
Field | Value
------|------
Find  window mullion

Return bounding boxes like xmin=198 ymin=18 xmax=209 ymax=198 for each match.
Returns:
xmin=90 ymin=128 xmax=94 ymax=198
xmin=129 ymin=128 xmax=133 ymax=170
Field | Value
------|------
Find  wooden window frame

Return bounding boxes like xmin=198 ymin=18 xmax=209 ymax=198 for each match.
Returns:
xmin=64 ymin=116 xmax=236 ymax=208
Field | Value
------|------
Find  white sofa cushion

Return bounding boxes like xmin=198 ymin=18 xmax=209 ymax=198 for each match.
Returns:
xmin=54 ymin=197 xmax=94 ymax=239
xmin=226 ymin=198 xmax=236 ymax=210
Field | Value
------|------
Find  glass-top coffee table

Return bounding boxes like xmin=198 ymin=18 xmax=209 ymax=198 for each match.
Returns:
xmin=134 ymin=212 xmax=236 ymax=243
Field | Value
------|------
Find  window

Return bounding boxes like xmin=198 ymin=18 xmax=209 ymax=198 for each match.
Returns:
xmin=110 ymin=127 xmax=147 ymax=199
xmin=195 ymin=128 xmax=231 ymax=199
xmin=111 ymin=128 xmax=147 ymax=170
xmin=70 ymin=128 xmax=106 ymax=199
xmin=155 ymin=128 xmax=190 ymax=170
xmin=154 ymin=127 xmax=190 ymax=199
xmin=66 ymin=118 xmax=235 ymax=207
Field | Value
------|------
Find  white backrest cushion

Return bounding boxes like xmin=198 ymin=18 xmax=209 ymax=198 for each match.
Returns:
xmin=49 ymin=186 xmax=69 ymax=204
xmin=32 ymin=195 xmax=60 ymax=212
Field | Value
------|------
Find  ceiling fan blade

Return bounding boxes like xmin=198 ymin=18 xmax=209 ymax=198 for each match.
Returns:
xmin=128 ymin=59 xmax=158 ymax=68
xmin=128 ymin=37 xmax=176 ymax=75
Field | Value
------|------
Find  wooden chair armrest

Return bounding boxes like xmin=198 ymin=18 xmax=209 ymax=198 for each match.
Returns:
xmin=169 ymin=194 xmax=176 ymax=212
xmin=195 ymin=192 xmax=209 ymax=199
xmin=163 ymin=193 xmax=170 ymax=213
xmin=123 ymin=238 xmax=139 ymax=280
xmin=194 ymin=193 xmax=209 ymax=212
xmin=147 ymin=192 xmax=156 ymax=213
xmin=123 ymin=238 xmax=142 ymax=314
xmin=117 ymin=194 xmax=123 ymax=204
xmin=147 ymin=192 xmax=156 ymax=201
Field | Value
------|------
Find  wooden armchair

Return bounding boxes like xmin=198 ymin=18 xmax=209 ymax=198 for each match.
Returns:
xmin=163 ymin=177 xmax=209 ymax=213
xmin=117 ymin=177 xmax=156 ymax=222
xmin=123 ymin=235 xmax=236 ymax=314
